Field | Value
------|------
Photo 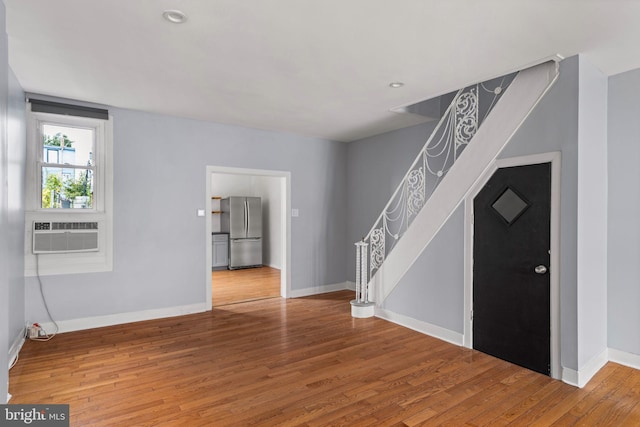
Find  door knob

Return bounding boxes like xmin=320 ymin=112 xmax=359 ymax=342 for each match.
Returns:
xmin=534 ymin=265 xmax=548 ymax=274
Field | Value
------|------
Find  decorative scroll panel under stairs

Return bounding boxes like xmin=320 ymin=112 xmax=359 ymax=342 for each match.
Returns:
xmin=351 ymin=61 xmax=559 ymax=318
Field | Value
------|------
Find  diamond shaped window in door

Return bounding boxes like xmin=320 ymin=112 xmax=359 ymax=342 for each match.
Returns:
xmin=491 ymin=187 xmax=530 ymax=225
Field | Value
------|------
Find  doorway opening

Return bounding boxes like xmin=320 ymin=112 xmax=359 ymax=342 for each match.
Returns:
xmin=205 ymin=166 xmax=291 ymax=310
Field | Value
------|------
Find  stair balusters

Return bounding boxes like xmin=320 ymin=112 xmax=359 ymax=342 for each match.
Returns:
xmin=352 ymin=72 xmax=517 ymax=317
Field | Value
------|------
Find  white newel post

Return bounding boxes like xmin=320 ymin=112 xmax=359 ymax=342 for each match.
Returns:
xmin=351 ymin=241 xmax=374 ymax=318
xmin=361 ymin=243 xmax=368 ymax=303
xmin=355 ymin=241 xmax=361 ymax=303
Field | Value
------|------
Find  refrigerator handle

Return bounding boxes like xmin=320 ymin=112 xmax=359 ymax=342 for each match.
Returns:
xmin=245 ymin=199 xmax=249 ymax=237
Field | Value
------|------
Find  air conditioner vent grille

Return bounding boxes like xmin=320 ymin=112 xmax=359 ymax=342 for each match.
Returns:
xmin=32 ymin=221 xmax=99 ymax=254
xmin=51 ymin=222 xmax=98 ymax=230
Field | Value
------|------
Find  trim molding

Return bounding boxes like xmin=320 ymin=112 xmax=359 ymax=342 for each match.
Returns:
xmin=375 ymin=307 xmax=464 ymax=346
xmin=8 ymin=328 xmax=26 ymax=369
xmin=561 ymin=367 xmax=580 ymax=387
xmin=288 ymin=282 xmax=350 ymax=298
xmin=608 ymin=348 xmax=640 ymax=370
xmin=38 ymin=303 xmax=207 ymax=334
xmin=562 ymin=349 xmax=609 ymax=388
xmin=264 ymin=262 xmax=281 ymax=270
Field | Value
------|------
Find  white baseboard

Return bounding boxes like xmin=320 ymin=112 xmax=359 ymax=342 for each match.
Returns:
xmin=561 ymin=367 xmax=579 ymax=387
xmin=345 ymin=281 xmax=356 ymax=291
xmin=375 ymin=307 xmax=464 ymax=346
xmin=37 ymin=303 xmax=207 ymax=334
xmin=264 ymin=263 xmax=281 ymax=270
xmin=608 ymin=348 xmax=640 ymax=370
xmin=8 ymin=328 xmax=26 ymax=369
xmin=288 ymin=281 xmax=351 ymax=298
xmin=562 ymin=348 xmax=608 ymax=388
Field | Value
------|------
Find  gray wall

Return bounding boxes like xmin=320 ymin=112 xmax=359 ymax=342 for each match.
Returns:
xmin=383 ymin=204 xmax=465 ymax=332
xmin=7 ymin=69 xmax=26 ymax=357
xmin=1 ymin=0 xmax=27 ymax=403
xmin=0 ymin=1 xmax=9 ymax=402
xmin=25 ymin=107 xmax=348 ymax=323
xmin=607 ymin=67 xmax=640 ymax=356
xmin=253 ymin=176 xmax=282 ymax=269
xmin=346 ymin=121 xmax=439 ymax=281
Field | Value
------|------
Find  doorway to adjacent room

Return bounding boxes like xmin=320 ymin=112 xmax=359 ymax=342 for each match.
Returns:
xmin=205 ymin=166 xmax=290 ymax=310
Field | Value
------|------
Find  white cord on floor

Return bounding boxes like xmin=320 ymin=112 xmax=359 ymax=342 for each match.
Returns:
xmin=31 ymin=254 xmax=59 ymax=341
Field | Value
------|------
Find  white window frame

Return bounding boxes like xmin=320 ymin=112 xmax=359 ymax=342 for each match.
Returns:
xmin=24 ymin=107 xmax=114 ymax=276
xmin=33 ymin=114 xmax=100 ymax=212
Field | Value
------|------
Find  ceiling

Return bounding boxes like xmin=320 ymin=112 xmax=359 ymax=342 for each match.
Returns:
xmin=4 ymin=1 xmax=640 ymax=142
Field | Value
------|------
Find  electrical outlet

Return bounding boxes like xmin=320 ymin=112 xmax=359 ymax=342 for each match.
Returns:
xmin=28 ymin=324 xmax=44 ymax=339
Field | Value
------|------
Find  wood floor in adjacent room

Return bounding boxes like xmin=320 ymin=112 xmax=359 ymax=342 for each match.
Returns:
xmin=212 ymin=266 xmax=281 ymax=306
xmin=9 ymin=291 xmax=640 ymax=426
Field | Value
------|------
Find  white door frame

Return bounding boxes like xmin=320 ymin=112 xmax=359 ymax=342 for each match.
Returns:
xmin=204 ymin=166 xmax=291 ymax=310
xmin=463 ymin=151 xmax=561 ymax=379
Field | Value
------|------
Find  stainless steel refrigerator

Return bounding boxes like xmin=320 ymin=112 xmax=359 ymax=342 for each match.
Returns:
xmin=221 ymin=196 xmax=262 ymax=269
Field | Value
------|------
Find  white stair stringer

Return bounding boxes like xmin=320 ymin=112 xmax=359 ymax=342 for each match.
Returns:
xmin=371 ymin=60 xmax=559 ymax=304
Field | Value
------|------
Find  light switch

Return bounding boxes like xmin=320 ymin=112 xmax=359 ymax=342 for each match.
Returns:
xmin=197 ymin=209 xmax=205 ymax=217
xmin=291 ymin=208 xmax=299 ymax=217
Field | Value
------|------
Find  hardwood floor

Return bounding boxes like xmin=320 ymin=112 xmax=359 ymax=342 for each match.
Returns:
xmin=9 ymin=291 xmax=640 ymax=426
xmin=212 ymin=266 xmax=280 ymax=306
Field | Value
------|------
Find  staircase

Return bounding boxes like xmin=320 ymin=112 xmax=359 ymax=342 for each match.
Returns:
xmin=351 ymin=60 xmax=559 ymax=318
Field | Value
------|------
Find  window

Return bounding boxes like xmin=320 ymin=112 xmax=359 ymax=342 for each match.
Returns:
xmin=39 ymin=123 xmax=95 ymax=209
xmin=25 ymin=99 xmax=113 ymax=276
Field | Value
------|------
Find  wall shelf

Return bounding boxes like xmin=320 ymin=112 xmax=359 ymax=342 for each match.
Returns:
xmin=212 ymin=197 xmax=222 ymax=215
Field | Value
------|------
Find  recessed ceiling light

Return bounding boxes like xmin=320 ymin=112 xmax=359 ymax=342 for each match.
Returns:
xmin=389 ymin=82 xmax=404 ymax=88
xmin=163 ymin=10 xmax=187 ymax=24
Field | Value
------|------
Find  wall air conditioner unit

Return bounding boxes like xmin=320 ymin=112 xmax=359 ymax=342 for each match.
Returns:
xmin=32 ymin=221 xmax=99 ymax=254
